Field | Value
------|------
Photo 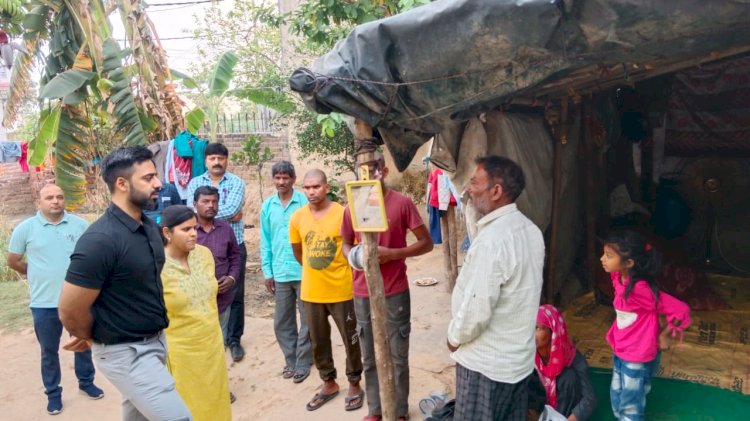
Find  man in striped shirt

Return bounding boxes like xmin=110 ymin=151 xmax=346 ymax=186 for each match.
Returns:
xmin=187 ymin=142 xmax=247 ymax=361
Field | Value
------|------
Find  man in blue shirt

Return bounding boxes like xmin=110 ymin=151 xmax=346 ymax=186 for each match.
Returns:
xmin=260 ymin=161 xmax=311 ymax=383
xmin=7 ymin=184 xmax=104 ymax=415
xmin=187 ymin=142 xmax=247 ymax=361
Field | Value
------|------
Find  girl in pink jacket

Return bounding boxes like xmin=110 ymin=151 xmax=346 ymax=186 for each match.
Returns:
xmin=601 ymin=230 xmax=691 ymax=421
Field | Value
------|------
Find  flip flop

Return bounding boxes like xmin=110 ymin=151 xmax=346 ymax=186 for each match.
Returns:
xmin=282 ymin=366 xmax=294 ymax=379
xmin=293 ymin=367 xmax=311 ymax=383
xmin=306 ymin=390 xmax=339 ymax=411
xmin=345 ymin=391 xmax=365 ymax=411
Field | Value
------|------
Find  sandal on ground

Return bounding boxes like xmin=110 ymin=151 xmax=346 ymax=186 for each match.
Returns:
xmin=282 ymin=366 xmax=295 ymax=379
xmin=306 ymin=390 xmax=339 ymax=411
xmin=345 ymin=391 xmax=365 ymax=411
xmin=419 ymin=397 xmax=437 ymax=417
xmin=293 ymin=367 xmax=311 ymax=383
xmin=362 ymin=416 xmax=380 ymax=421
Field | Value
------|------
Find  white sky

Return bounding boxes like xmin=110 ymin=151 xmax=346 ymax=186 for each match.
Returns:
xmin=111 ymin=0 xmax=237 ymax=73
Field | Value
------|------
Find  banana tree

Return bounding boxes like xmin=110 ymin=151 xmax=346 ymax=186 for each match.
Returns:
xmin=184 ymin=51 xmax=296 ymax=142
xmin=185 ymin=51 xmax=239 ymax=143
xmin=2 ymin=0 xmax=185 ymax=209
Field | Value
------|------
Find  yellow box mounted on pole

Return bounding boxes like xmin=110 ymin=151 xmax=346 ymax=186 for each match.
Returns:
xmin=345 ymin=179 xmax=388 ymax=232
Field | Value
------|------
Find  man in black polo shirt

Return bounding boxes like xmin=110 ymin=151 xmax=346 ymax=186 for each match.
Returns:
xmin=58 ymin=146 xmax=192 ymax=421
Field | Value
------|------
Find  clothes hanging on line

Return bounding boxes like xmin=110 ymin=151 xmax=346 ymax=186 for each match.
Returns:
xmin=0 ymin=141 xmax=22 ymax=163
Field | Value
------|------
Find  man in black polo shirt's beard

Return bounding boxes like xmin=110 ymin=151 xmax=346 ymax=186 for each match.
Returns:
xmin=59 ymin=146 xmax=192 ymax=420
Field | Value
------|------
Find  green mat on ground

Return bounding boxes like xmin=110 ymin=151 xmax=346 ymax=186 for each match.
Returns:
xmin=589 ymin=368 xmax=750 ymax=420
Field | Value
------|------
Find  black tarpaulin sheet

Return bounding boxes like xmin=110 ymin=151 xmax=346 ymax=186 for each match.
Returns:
xmin=289 ymin=0 xmax=750 ymax=170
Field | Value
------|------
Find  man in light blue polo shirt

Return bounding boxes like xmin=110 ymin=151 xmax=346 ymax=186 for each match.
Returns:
xmin=260 ymin=161 xmax=312 ymax=383
xmin=7 ymin=184 xmax=104 ymax=415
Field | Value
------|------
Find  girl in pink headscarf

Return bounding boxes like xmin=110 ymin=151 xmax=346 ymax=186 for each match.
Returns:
xmin=528 ymin=305 xmax=596 ymax=421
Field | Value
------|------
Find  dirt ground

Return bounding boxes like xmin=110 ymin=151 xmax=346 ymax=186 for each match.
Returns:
xmin=0 ymin=245 xmax=458 ymax=420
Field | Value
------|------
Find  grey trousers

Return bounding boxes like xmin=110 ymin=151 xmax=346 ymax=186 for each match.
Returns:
xmin=354 ymin=290 xmax=411 ymax=418
xmin=274 ymin=280 xmax=312 ymax=369
xmin=92 ymin=333 xmax=192 ymax=421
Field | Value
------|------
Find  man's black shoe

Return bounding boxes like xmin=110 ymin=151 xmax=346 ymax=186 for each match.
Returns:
xmin=230 ymin=342 xmax=245 ymax=362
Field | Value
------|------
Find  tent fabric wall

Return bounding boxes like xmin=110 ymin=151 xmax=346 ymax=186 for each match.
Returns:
xmin=433 ymin=112 xmax=582 ymax=299
xmin=666 ymin=56 xmax=750 ymax=157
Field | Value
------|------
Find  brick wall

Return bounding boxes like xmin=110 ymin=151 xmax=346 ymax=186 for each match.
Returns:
xmin=219 ymin=133 xmax=291 ymax=180
xmin=0 ymin=162 xmax=54 ymax=216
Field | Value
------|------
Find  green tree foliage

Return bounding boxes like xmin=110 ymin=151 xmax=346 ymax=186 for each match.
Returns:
xmin=192 ymin=2 xmax=282 ymax=90
xmin=230 ymin=135 xmax=275 ymax=202
xmin=293 ymin=109 xmax=356 ymax=177
xmin=187 ymin=1 xmax=428 ymax=175
xmin=287 ymin=0 xmax=431 ymax=48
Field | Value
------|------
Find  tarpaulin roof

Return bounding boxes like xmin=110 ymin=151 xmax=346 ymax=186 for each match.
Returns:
xmin=289 ymin=0 xmax=750 ymax=170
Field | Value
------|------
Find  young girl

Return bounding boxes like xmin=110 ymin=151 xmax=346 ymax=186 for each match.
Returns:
xmin=601 ymin=230 xmax=691 ymax=421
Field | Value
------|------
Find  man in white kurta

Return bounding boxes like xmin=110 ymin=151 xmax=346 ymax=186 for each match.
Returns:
xmin=447 ymin=155 xmax=545 ymax=421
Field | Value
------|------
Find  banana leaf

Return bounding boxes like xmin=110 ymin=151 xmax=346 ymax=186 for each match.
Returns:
xmin=185 ymin=108 xmax=206 ymax=134
xmin=208 ymin=51 xmax=239 ymax=96
xmin=27 ymin=105 xmax=62 ymax=167
xmin=102 ymin=38 xmax=148 ymax=145
xmin=169 ymin=68 xmax=198 ymax=89
xmin=39 ymin=68 xmax=96 ymax=99
xmin=232 ymin=87 xmax=296 ymax=114
xmin=56 ymin=107 xmax=91 ymax=210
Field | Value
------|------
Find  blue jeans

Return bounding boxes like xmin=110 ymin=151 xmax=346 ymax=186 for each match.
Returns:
xmin=610 ymin=354 xmax=660 ymax=421
xmin=31 ymin=307 xmax=95 ymax=398
xmin=219 ymin=307 xmax=231 ymax=345
xmin=274 ymin=280 xmax=312 ymax=369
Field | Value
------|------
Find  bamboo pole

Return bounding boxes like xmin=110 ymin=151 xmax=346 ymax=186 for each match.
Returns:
xmin=444 ymin=206 xmax=458 ymax=290
xmin=353 ymin=119 xmax=397 ymax=421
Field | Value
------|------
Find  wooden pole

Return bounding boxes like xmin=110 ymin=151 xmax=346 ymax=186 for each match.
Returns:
xmin=546 ymin=98 xmax=568 ymax=305
xmin=446 ymin=206 xmax=458 ymax=290
xmin=353 ymin=119 xmax=397 ymax=421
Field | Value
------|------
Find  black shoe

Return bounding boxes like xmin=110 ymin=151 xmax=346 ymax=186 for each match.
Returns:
xmin=229 ymin=342 xmax=245 ymax=362
xmin=79 ymin=384 xmax=105 ymax=400
xmin=47 ymin=395 xmax=63 ymax=415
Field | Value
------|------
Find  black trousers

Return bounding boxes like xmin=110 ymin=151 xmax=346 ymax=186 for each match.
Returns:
xmin=227 ymin=242 xmax=247 ymax=345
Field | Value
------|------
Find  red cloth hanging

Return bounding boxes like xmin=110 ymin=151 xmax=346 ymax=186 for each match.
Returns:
xmin=172 ymin=146 xmax=192 ymax=188
xmin=19 ymin=142 xmax=29 ymax=172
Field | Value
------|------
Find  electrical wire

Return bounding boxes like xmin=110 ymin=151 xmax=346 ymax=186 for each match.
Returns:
xmin=147 ymin=0 xmax=223 ymax=6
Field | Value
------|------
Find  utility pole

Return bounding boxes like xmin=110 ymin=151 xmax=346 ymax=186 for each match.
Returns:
xmin=353 ymin=118 xmax=397 ymax=421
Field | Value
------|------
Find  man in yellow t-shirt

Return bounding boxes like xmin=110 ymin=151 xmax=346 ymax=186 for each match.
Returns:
xmin=290 ymin=169 xmax=364 ymax=413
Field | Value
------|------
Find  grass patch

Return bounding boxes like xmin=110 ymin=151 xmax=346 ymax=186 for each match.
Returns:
xmin=0 ymin=212 xmax=31 ymax=331
xmin=0 ymin=281 xmax=30 ymax=331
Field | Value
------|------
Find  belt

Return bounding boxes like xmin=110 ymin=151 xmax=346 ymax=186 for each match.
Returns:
xmin=93 ymin=330 xmax=163 ymax=346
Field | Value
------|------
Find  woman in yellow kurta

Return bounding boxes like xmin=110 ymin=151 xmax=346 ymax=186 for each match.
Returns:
xmin=160 ymin=205 xmax=231 ymax=421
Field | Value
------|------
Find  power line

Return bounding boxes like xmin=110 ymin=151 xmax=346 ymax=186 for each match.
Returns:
xmin=115 ymin=33 xmax=232 ymax=41
xmin=147 ymin=0 xmax=223 ymax=6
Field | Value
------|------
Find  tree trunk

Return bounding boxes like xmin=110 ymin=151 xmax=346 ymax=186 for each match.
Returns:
xmin=442 ymin=206 xmax=459 ymax=290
